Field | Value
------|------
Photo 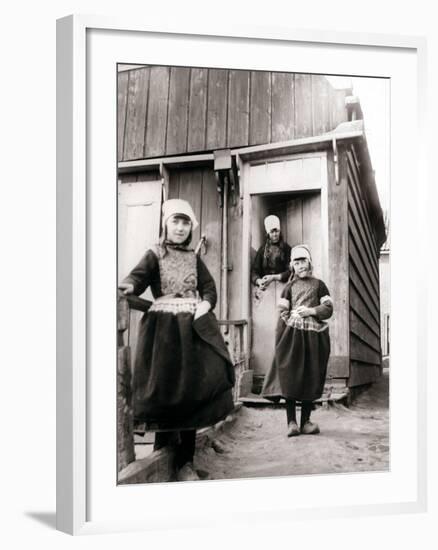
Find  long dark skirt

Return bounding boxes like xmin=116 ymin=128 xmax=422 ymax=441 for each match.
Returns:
xmin=132 ymin=308 xmax=235 ymax=431
xmin=262 ymin=314 xmax=330 ymax=402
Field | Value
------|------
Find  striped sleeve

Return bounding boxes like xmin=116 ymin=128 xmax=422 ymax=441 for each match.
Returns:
xmin=314 ymin=280 xmax=333 ymax=320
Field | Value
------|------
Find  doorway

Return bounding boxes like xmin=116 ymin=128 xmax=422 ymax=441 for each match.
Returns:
xmin=239 ymin=150 xmax=328 ymax=393
xmin=249 ymin=190 xmax=323 ymax=389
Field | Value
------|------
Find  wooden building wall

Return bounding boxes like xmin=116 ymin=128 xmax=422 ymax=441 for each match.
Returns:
xmin=118 ymin=66 xmax=350 ymax=162
xmin=346 ymin=146 xmax=382 ymax=386
xmin=118 ymin=66 xmax=387 ymax=389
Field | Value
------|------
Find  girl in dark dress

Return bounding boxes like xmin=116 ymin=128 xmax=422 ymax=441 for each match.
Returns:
xmin=119 ymin=199 xmax=235 ymax=481
xmin=261 ymin=245 xmax=333 ymax=436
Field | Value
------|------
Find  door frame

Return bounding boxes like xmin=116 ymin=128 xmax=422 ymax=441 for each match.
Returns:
xmin=240 ymin=150 xmax=329 ymax=351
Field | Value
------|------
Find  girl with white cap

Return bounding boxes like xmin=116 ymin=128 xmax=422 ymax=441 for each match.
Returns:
xmin=119 ymin=199 xmax=234 ymax=481
xmin=261 ymin=244 xmax=333 ymax=436
xmin=252 ymin=215 xmax=291 ymax=290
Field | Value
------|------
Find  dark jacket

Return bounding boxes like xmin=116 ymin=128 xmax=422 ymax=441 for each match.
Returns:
xmin=251 ymin=237 xmax=292 ymax=284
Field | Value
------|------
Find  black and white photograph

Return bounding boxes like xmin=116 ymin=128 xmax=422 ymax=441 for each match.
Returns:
xmin=116 ymin=64 xmax=390 ymax=484
xmin=2 ymin=0 xmax=436 ymax=543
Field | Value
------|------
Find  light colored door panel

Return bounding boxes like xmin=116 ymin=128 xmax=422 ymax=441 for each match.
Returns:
xmin=118 ymin=178 xmax=162 ymax=362
xmin=118 ymin=179 xmax=162 ymax=290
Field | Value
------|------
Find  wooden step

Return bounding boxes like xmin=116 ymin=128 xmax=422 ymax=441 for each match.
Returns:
xmin=239 ymin=390 xmax=349 ymax=407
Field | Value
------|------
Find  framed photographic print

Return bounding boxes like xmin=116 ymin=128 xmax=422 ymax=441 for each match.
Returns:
xmin=57 ymin=15 xmax=427 ymax=535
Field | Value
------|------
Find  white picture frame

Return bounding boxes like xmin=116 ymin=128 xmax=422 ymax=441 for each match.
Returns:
xmin=56 ymin=15 xmax=427 ymax=535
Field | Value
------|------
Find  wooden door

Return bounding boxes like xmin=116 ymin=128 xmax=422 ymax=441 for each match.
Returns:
xmin=118 ymin=174 xmax=162 ymax=357
xmin=118 ymin=176 xmax=162 ymax=286
xmin=285 ymin=194 xmax=323 ymax=277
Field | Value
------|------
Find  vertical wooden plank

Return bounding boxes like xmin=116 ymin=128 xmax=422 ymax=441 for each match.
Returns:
xmin=227 ymin=70 xmax=250 ymax=148
xmin=327 ymin=149 xmax=350 ymax=378
xmin=312 ymin=75 xmax=331 ymax=136
xmin=275 ymin=201 xmax=288 ymax=239
xmin=187 ymin=68 xmax=208 ymax=152
xmin=330 ymin=87 xmax=349 ymax=129
xmin=250 ymin=194 xmax=270 ymax=251
xmin=286 ymin=198 xmax=303 ymax=247
xmin=145 ymin=66 xmax=170 ymax=158
xmin=123 ymin=68 xmax=150 ymax=160
xmin=227 ymin=195 xmax=243 ymax=321
xmin=241 ymin=162 xmax=253 ymax=347
xmin=302 ymin=193 xmax=322 ymax=277
xmin=117 ymin=71 xmax=129 ymax=161
xmin=251 ymin=282 xmax=283 ymax=376
xmin=249 ymin=71 xmax=271 ymax=145
xmin=206 ymin=69 xmax=228 ymax=150
xmin=168 ymin=169 xmax=180 ymax=199
xmin=178 ymin=168 xmax=203 ymax=245
xmin=271 ymin=72 xmax=295 ymax=142
xmin=117 ymin=345 xmax=135 ymax=471
xmin=165 ymin=67 xmax=190 ymax=155
xmin=201 ymin=168 xmax=222 ymax=313
xmin=294 ymin=74 xmax=313 ymax=138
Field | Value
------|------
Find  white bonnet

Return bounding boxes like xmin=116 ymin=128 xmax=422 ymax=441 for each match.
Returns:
xmin=264 ymin=215 xmax=280 ymax=233
xmin=290 ymin=244 xmax=312 ymax=262
xmin=162 ymin=199 xmax=199 ymax=230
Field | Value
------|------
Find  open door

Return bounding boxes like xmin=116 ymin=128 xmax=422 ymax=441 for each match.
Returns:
xmin=241 ymin=152 xmax=329 ymax=392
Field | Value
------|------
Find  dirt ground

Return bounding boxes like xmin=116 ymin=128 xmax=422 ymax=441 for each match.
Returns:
xmin=194 ymin=369 xmax=389 ymax=480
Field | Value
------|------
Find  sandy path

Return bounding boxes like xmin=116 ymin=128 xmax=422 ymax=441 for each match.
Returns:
xmin=195 ymin=369 xmax=389 ymax=480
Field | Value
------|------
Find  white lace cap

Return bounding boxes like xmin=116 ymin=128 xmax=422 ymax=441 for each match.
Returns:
xmin=162 ymin=199 xmax=199 ymax=230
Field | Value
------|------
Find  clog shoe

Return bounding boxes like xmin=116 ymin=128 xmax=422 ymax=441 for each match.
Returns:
xmin=287 ymin=421 xmax=300 ymax=437
xmin=176 ymin=462 xmax=200 ymax=482
xmin=300 ymin=421 xmax=320 ymax=435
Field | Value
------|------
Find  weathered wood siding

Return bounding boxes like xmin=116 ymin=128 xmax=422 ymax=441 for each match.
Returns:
xmin=118 ymin=67 xmax=349 ymax=161
xmin=347 ymin=147 xmax=382 ymax=386
xmin=168 ymin=166 xmax=224 ymax=316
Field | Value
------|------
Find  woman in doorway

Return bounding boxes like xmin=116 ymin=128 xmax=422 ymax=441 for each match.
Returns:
xmin=251 ymin=215 xmax=292 ymax=291
xmin=118 ymin=199 xmax=235 ymax=481
xmin=261 ymin=245 xmax=333 ymax=436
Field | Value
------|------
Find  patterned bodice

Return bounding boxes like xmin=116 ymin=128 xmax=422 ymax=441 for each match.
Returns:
xmin=157 ymin=246 xmax=197 ymax=298
xmin=289 ymin=277 xmax=321 ymax=308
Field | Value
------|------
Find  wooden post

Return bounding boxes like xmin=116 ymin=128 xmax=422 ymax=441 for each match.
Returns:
xmin=221 ymin=175 xmax=229 ymax=328
xmin=117 ymin=292 xmax=135 ymax=471
xmin=326 ymin=148 xmax=350 ymax=381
